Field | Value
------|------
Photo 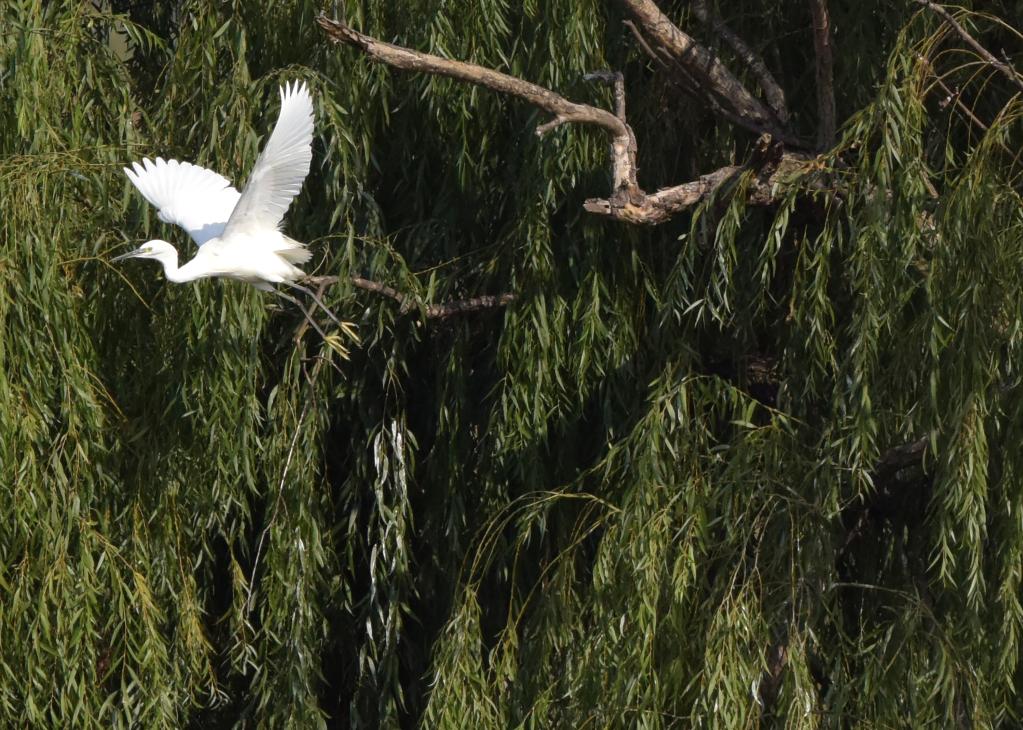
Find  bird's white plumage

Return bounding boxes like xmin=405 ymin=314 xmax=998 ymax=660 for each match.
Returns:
xmin=120 ymin=80 xmax=315 ymax=290
xmin=223 ymin=81 xmax=314 ymax=237
xmin=123 ymin=157 xmax=240 ymax=246
xmin=116 ymin=81 xmax=347 ymax=339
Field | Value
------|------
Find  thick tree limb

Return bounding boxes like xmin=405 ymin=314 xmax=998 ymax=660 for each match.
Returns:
xmin=914 ymin=0 xmax=1023 ymax=95
xmin=616 ymin=0 xmax=793 ymax=142
xmin=315 ymin=19 xmax=623 ymax=138
xmin=305 ymin=275 xmax=516 ymax=320
xmin=809 ymin=0 xmax=837 ymax=150
xmin=691 ymin=0 xmax=789 ymax=124
xmin=317 ymin=15 xmax=642 ymax=196
xmin=318 ymin=14 xmax=811 ymax=224
xmin=582 ymin=154 xmax=804 ymax=224
xmin=623 ymin=17 xmax=772 ymax=136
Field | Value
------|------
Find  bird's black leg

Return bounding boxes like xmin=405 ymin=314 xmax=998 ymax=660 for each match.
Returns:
xmin=280 ymin=280 xmax=345 ymax=329
xmin=273 ymin=289 xmax=330 ymax=341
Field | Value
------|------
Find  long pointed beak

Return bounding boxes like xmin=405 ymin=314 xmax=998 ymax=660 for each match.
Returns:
xmin=111 ymin=248 xmax=143 ymax=263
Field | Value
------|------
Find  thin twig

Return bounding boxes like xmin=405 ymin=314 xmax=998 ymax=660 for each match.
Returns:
xmin=914 ymin=0 xmax=1023 ymax=94
xmin=623 ymin=19 xmax=665 ymax=71
xmin=275 ymin=289 xmax=330 ymax=342
xmin=305 ymin=274 xmax=517 ymax=319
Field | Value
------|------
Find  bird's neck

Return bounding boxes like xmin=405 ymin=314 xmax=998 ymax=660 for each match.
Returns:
xmin=153 ymin=248 xmax=189 ymax=283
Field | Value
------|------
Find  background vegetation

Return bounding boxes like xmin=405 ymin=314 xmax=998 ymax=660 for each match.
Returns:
xmin=3 ymin=0 xmax=1023 ymax=726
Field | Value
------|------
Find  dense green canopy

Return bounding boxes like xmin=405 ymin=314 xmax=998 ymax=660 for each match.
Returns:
xmin=3 ymin=0 xmax=1023 ymax=726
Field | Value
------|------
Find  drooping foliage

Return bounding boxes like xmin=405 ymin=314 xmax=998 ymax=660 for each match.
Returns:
xmin=3 ymin=0 xmax=1023 ymax=726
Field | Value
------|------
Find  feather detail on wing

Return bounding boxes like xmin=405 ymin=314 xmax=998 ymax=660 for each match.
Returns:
xmin=124 ymin=157 xmax=240 ymax=246
xmin=223 ymin=81 xmax=314 ymax=237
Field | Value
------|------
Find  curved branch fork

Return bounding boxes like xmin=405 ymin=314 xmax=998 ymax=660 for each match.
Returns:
xmin=317 ymin=14 xmax=800 ymax=225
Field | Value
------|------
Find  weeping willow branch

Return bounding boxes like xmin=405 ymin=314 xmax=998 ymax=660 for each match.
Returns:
xmin=917 ymin=53 xmax=989 ymax=131
xmin=304 ymin=275 xmax=516 ymax=320
xmin=317 ymin=14 xmax=810 ymax=225
xmin=246 ymin=398 xmax=312 ymax=618
xmin=809 ymin=0 xmax=837 ymax=150
xmin=914 ymin=0 xmax=1023 ymax=94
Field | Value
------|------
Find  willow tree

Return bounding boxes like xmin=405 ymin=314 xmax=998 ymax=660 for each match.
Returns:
xmin=3 ymin=0 xmax=1023 ymax=726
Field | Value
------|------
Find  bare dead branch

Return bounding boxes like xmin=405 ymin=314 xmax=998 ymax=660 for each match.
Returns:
xmin=348 ymin=276 xmax=404 ymax=304
xmin=584 ymin=151 xmax=810 ymax=224
xmin=914 ymin=0 xmax=1023 ymax=94
xmin=424 ymin=292 xmax=518 ymax=318
xmin=317 ymin=12 xmax=811 ymax=225
xmin=624 ymin=16 xmax=780 ymax=137
xmin=809 ymin=0 xmax=837 ymax=150
xmin=616 ymin=0 xmax=793 ymax=142
xmin=317 ymin=15 xmax=641 ymax=195
xmin=535 ymin=116 xmax=572 ymax=136
xmin=623 ymin=19 xmax=665 ymax=71
xmin=584 ymin=71 xmax=627 ymax=122
xmin=316 ymin=19 xmax=622 ymax=136
xmin=304 ymin=275 xmax=516 ymax=320
xmin=691 ymin=0 xmax=789 ymax=123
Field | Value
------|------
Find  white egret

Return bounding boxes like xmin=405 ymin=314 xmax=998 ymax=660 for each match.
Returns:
xmin=114 ymin=81 xmax=340 ymax=334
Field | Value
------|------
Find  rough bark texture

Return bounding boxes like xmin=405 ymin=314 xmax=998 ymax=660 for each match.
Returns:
xmin=809 ymin=0 xmax=837 ymax=149
xmin=691 ymin=0 xmax=789 ymax=123
xmin=617 ymin=0 xmax=792 ymax=141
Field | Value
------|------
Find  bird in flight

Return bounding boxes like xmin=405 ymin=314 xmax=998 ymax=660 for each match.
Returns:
xmin=114 ymin=81 xmax=339 ymax=336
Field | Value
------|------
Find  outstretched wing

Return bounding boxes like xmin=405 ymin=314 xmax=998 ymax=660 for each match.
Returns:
xmin=124 ymin=157 xmax=241 ymax=246
xmin=222 ymin=81 xmax=314 ymax=237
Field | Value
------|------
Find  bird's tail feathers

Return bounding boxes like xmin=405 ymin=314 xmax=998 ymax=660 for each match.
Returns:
xmin=277 ymin=234 xmax=312 ymax=265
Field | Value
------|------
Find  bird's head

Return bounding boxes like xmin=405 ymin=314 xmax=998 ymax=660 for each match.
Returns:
xmin=111 ymin=239 xmax=177 ymax=263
